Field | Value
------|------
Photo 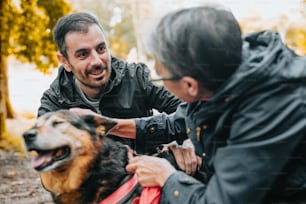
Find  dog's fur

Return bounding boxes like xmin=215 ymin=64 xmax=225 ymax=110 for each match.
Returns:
xmin=23 ymin=110 xmax=142 ymax=204
xmin=23 ymin=110 xmax=207 ymax=204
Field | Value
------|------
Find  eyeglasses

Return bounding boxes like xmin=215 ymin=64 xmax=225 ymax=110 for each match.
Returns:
xmin=150 ymin=76 xmax=182 ymax=83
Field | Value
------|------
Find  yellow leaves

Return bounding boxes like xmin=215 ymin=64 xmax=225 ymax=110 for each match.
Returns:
xmin=292 ymin=29 xmax=306 ymax=55
xmin=107 ymin=18 xmax=136 ymax=59
xmin=285 ymin=26 xmax=306 ymax=56
xmin=239 ymin=17 xmax=306 ymax=56
xmin=0 ymin=131 xmax=24 ymax=152
xmin=108 ymin=37 xmax=130 ymax=59
xmin=2 ymin=0 xmax=71 ymax=73
xmin=296 ymin=32 xmax=306 ymax=54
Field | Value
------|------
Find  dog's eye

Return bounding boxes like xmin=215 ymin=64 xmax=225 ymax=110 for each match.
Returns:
xmin=52 ymin=121 xmax=64 ymax=127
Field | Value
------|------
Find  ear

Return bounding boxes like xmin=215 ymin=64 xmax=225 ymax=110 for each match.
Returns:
xmin=81 ymin=115 xmax=117 ymax=136
xmin=57 ymin=52 xmax=72 ymax=72
xmin=181 ymin=76 xmax=200 ymax=97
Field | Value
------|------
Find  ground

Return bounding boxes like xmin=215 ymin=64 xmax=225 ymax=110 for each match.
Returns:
xmin=0 ymin=149 xmax=54 ymax=204
xmin=0 ymin=115 xmax=54 ymax=204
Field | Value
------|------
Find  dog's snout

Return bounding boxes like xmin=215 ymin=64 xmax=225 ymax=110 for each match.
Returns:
xmin=23 ymin=129 xmax=37 ymax=142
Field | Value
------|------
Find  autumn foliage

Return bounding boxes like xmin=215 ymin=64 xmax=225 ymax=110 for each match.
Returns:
xmin=0 ymin=0 xmax=71 ymax=150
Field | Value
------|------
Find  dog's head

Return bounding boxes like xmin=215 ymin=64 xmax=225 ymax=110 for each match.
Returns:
xmin=23 ymin=110 xmax=117 ymax=172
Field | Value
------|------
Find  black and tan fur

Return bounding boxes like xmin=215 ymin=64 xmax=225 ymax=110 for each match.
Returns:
xmin=23 ymin=110 xmax=207 ymax=204
xmin=23 ymin=110 xmax=140 ymax=204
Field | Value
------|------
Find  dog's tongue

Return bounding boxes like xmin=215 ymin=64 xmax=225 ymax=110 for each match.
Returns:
xmin=32 ymin=152 xmax=53 ymax=169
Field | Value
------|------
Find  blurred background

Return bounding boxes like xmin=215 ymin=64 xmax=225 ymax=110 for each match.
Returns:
xmin=1 ymin=0 xmax=306 ymax=150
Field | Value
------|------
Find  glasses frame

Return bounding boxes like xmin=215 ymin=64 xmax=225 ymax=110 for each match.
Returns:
xmin=150 ymin=76 xmax=182 ymax=83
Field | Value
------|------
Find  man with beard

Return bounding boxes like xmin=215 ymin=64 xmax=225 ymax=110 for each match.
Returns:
xmin=37 ymin=12 xmax=182 ymax=154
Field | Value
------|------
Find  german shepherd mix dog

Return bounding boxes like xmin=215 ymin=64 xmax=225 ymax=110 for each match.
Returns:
xmin=23 ymin=110 xmax=207 ymax=204
xmin=22 ymin=110 xmax=148 ymax=204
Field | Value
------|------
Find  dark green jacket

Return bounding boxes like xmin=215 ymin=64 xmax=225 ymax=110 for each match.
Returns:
xmin=136 ymin=31 xmax=306 ymax=203
xmin=38 ymin=56 xmax=181 ymax=153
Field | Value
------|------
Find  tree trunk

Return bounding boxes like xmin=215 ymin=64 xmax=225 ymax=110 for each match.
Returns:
xmin=4 ymin=59 xmax=15 ymax=118
xmin=0 ymin=56 xmax=15 ymax=138
xmin=0 ymin=57 xmax=21 ymax=150
xmin=0 ymin=57 xmax=7 ymax=140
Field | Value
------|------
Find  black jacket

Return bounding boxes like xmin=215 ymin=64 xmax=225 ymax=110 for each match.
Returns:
xmin=38 ymin=56 xmax=181 ymax=153
xmin=136 ymin=31 xmax=306 ymax=203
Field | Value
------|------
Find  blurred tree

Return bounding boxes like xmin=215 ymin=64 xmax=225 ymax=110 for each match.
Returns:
xmin=284 ymin=0 xmax=306 ymax=55
xmin=0 ymin=0 xmax=71 ymax=149
xmin=285 ymin=25 xmax=306 ymax=55
xmin=124 ymin=0 xmax=153 ymax=61
xmin=71 ymin=0 xmax=136 ymax=60
xmin=239 ymin=1 xmax=306 ymax=56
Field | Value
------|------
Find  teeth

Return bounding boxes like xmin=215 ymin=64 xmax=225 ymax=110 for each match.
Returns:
xmin=90 ymin=69 xmax=103 ymax=75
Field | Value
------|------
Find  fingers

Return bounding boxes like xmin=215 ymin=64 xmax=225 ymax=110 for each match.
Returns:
xmin=126 ymin=156 xmax=141 ymax=174
xmin=182 ymin=139 xmax=197 ymax=175
xmin=168 ymin=139 xmax=198 ymax=175
xmin=126 ymin=156 xmax=176 ymax=187
xmin=126 ymin=145 xmax=136 ymax=160
xmin=188 ymin=151 xmax=198 ymax=176
xmin=168 ymin=144 xmax=186 ymax=170
xmin=170 ymin=146 xmax=196 ymax=175
xmin=196 ymin=156 xmax=202 ymax=167
xmin=69 ymin=108 xmax=96 ymax=115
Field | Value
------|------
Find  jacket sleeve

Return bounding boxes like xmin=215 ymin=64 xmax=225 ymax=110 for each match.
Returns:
xmin=147 ymin=83 xmax=182 ymax=114
xmin=37 ymin=88 xmax=64 ymax=118
xmin=161 ymin=86 xmax=306 ymax=203
xmin=136 ymin=63 xmax=182 ymax=114
xmin=135 ymin=103 xmax=188 ymax=153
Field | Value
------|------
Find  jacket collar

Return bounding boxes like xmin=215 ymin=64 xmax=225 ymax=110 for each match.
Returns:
xmin=186 ymin=31 xmax=301 ymax=126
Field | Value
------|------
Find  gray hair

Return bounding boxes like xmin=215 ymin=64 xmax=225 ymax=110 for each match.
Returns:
xmin=148 ymin=5 xmax=242 ymax=91
xmin=53 ymin=12 xmax=105 ymax=58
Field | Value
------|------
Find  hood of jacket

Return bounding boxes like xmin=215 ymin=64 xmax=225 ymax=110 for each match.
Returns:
xmin=186 ymin=30 xmax=306 ymax=126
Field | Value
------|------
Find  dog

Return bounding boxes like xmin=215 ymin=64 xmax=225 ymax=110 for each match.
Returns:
xmin=22 ymin=110 xmax=143 ymax=204
xmin=23 ymin=110 xmax=207 ymax=204
xmin=23 ymin=110 xmax=182 ymax=204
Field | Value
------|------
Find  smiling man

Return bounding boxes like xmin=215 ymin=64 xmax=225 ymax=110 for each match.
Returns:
xmin=37 ymin=12 xmax=182 ymax=154
xmin=56 ymin=23 xmax=111 ymax=99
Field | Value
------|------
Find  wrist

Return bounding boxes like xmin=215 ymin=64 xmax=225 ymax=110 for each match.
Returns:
xmin=158 ymin=167 xmax=176 ymax=187
xmin=109 ymin=119 xmax=136 ymax=139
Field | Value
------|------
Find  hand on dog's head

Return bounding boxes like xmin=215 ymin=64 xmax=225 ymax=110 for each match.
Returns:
xmin=79 ymin=114 xmax=117 ymax=137
xmin=68 ymin=108 xmax=117 ymax=137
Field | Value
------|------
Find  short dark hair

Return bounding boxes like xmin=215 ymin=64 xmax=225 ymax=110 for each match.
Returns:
xmin=53 ymin=12 xmax=104 ymax=58
xmin=148 ymin=5 xmax=242 ymax=91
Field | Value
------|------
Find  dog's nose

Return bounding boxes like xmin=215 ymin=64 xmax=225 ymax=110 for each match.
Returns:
xmin=23 ymin=129 xmax=37 ymax=142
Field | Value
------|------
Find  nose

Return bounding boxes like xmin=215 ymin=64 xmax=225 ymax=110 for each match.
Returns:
xmin=23 ymin=129 xmax=37 ymax=143
xmin=90 ymin=51 xmax=103 ymax=67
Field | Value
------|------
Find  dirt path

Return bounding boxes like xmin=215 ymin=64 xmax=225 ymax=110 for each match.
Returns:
xmin=1 ymin=116 xmax=54 ymax=204
xmin=0 ymin=150 xmax=54 ymax=204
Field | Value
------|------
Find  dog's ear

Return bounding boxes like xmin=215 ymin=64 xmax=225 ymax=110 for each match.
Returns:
xmin=81 ymin=115 xmax=117 ymax=136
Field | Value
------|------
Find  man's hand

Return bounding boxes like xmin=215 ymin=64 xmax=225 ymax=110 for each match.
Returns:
xmin=166 ymin=139 xmax=200 ymax=176
xmin=69 ymin=107 xmax=98 ymax=116
xmin=126 ymin=155 xmax=176 ymax=187
xmin=70 ymin=107 xmax=137 ymax=139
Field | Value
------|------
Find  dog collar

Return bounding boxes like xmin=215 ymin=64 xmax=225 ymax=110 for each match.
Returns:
xmin=99 ymin=174 xmax=138 ymax=204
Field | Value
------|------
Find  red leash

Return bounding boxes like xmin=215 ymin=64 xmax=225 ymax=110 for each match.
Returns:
xmin=99 ymin=174 xmax=138 ymax=204
xmin=132 ymin=186 xmax=161 ymax=204
xmin=99 ymin=174 xmax=161 ymax=204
